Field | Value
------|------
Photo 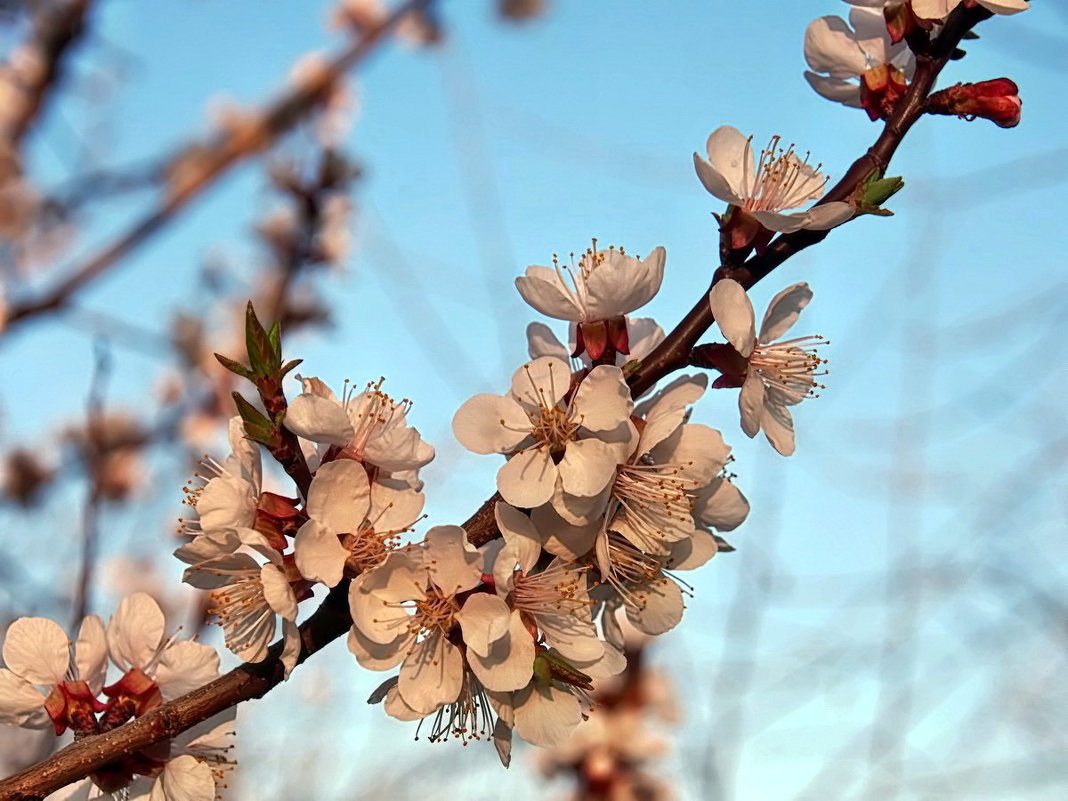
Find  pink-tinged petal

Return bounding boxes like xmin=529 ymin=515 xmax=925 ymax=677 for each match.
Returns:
xmin=182 ymin=553 xmax=259 ymax=590
xmin=652 ymin=423 xmax=730 ymax=486
xmin=357 ymin=551 xmax=426 ymax=603
xmin=708 ymin=280 xmax=756 ymax=358
xmin=364 ymin=425 xmax=435 ymax=474
xmin=515 ymin=264 xmax=583 ymax=320
xmin=346 ymin=626 xmax=407 ymax=671
xmin=493 ymin=718 xmax=513 ymax=767
xmin=423 ymin=525 xmax=483 ymax=595
xmin=911 ymin=0 xmax=952 ymax=17
xmin=510 ymin=357 xmax=571 ymax=408
xmin=572 ymin=365 xmax=631 ymax=432
xmin=3 ymin=617 xmax=69 ymax=686
xmin=575 ymin=642 xmax=627 ymax=679
xmin=537 ymin=603 xmax=601 ymax=662
xmin=600 ymin=605 xmax=624 ymax=651
xmin=154 ymin=642 xmax=219 ymax=700
xmin=467 ymin=611 xmax=535 ymax=692
xmin=803 ymin=201 xmax=854 ymax=230
xmin=514 ymin=682 xmax=582 ymax=747
xmin=666 ymin=530 xmax=718 ymax=571
xmin=497 ymin=448 xmax=557 ymax=509
xmin=0 ymin=669 xmax=47 ymax=727
xmin=532 ymin=504 xmax=599 ymax=561
xmin=558 ymin=438 xmax=621 ymax=498
xmin=526 ymin=322 xmax=570 ymax=362
xmin=75 ymin=615 xmax=108 ymax=694
xmin=701 ymin=125 xmax=752 ymax=200
xmin=848 ymin=8 xmax=895 ymax=58
xmin=280 ymin=619 xmax=301 ymax=679
xmin=398 ymin=634 xmax=463 ymax=714
xmin=739 ymin=372 xmax=765 ymax=438
xmin=452 ymin=394 xmax=530 ymax=455
xmin=151 ymin=754 xmax=214 ymax=801
xmin=696 ymin=478 xmax=750 ymax=531
xmin=384 ymin=683 xmax=431 ymax=721
xmin=804 ymin=16 xmax=870 ymax=77
xmin=762 ymin=400 xmax=796 ymax=457
xmin=634 ymin=373 xmax=707 ymax=420
xmin=627 ymin=578 xmax=684 ymax=635
xmin=173 ymin=531 xmax=240 ymax=565
xmin=494 ymin=502 xmax=542 ymax=574
xmin=456 ymin=593 xmax=512 ymax=657
xmin=298 ymin=375 xmax=337 ymax=400
xmin=294 ymin=520 xmax=348 ymax=588
xmin=195 ymin=475 xmax=255 ymax=535
xmin=226 ymin=415 xmax=261 ymax=487
xmin=261 ymin=564 xmax=297 ymax=621
xmin=759 ymin=282 xmax=813 ymax=343
xmin=306 ymin=459 xmax=371 ymax=534
xmin=284 ymin=394 xmax=354 ymax=446
xmin=804 ymin=72 xmax=863 ymax=108
xmin=584 ymin=247 xmax=666 ymax=319
xmin=107 ymin=593 xmax=164 ymax=673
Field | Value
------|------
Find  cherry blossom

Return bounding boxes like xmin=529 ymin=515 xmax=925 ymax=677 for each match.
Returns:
xmin=911 ymin=0 xmax=1029 ymax=20
xmin=527 ymin=316 xmax=664 ymax=370
xmin=707 ymin=279 xmax=827 ymax=457
xmin=693 ymin=126 xmax=854 ymax=239
xmin=804 ymin=8 xmax=914 ymax=118
xmin=0 ymin=615 xmax=106 ymax=734
xmin=452 ymin=357 xmax=633 ymax=509
xmin=283 ymin=376 xmax=434 ymax=483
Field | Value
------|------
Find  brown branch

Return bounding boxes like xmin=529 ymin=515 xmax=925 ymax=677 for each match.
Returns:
xmin=626 ymin=4 xmax=993 ymax=398
xmin=3 ymin=0 xmax=430 ymax=334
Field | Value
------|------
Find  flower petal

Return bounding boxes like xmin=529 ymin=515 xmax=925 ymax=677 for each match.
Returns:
xmin=0 ymin=669 xmax=47 ymax=727
xmin=494 ymin=502 xmax=542 ymax=574
xmin=294 ymin=519 xmax=348 ymax=588
xmin=759 ymin=282 xmax=813 ymax=343
xmin=75 ymin=614 xmax=108 ymax=694
xmin=762 ymin=400 xmax=796 ymax=457
xmin=558 ymin=438 xmax=621 ymax=498
xmin=497 ymin=448 xmax=557 ymax=509
xmin=695 ymin=478 xmax=751 ymax=531
xmin=3 ymin=618 xmax=69 ymax=687
xmin=306 ymin=459 xmax=371 ymax=534
xmin=514 ymin=682 xmax=582 ymax=747
xmin=626 ymin=578 xmax=684 ymax=635
xmin=804 ymin=71 xmax=862 ymax=107
xmin=510 ymin=357 xmax=571 ymax=408
xmin=154 ymin=641 xmax=220 ymax=700
xmin=515 ymin=264 xmax=584 ymax=320
xmin=804 ymin=16 xmax=871 ymax=78
xmin=526 ymin=322 xmax=571 ymax=362
xmin=452 ymin=394 xmax=530 ymax=455
xmin=107 ymin=593 xmax=165 ymax=674
xmin=467 ymin=610 xmax=535 ymax=692
xmin=284 ymin=394 xmax=354 ymax=446
xmin=739 ymin=372 xmax=765 ymax=438
xmin=456 ymin=593 xmax=512 ymax=657
xmin=261 ymin=564 xmax=298 ymax=621
xmin=347 ymin=625 xmax=407 ymax=671
xmin=803 ymin=201 xmax=854 ymax=230
xmin=572 ymin=365 xmax=631 ymax=432
xmin=151 ymin=754 xmax=214 ymax=801
xmin=423 ymin=525 xmax=484 ymax=595
xmin=398 ymin=634 xmax=463 ymax=714
xmin=708 ymin=280 xmax=756 ymax=358
xmin=701 ymin=125 xmax=752 ymax=200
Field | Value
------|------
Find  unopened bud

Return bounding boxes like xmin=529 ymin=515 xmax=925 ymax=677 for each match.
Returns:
xmin=928 ymin=78 xmax=1021 ymax=128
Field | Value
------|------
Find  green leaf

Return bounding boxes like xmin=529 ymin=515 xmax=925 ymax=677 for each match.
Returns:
xmin=214 ymin=352 xmax=254 ymax=380
xmin=231 ymin=392 xmax=274 ymax=444
xmin=280 ymin=358 xmax=304 ymax=378
xmin=267 ymin=321 xmax=282 ymax=364
xmin=244 ymin=302 xmax=277 ymax=377
xmin=853 ymin=170 xmax=904 ymax=216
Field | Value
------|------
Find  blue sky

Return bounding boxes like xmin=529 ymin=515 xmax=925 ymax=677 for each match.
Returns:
xmin=2 ymin=1 xmax=1067 ymax=798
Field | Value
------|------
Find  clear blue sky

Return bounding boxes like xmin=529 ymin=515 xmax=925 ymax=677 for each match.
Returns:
xmin=2 ymin=1 xmax=1066 ymax=798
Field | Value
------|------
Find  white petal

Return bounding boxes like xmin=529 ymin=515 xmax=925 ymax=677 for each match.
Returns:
xmin=708 ymin=280 xmax=756 ymax=358
xmin=803 ymin=201 xmax=855 ymax=230
xmin=363 ymin=424 xmax=435 ymax=475
xmin=455 ymin=593 xmax=512 ymax=658
xmin=452 ymin=394 xmax=530 ymax=455
xmin=346 ymin=625 xmax=407 ymax=671
xmin=494 ymin=502 xmax=542 ymax=574
xmin=155 ymin=642 xmax=220 ymax=700
xmin=627 ymin=578 xmax=684 ymax=635
xmin=804 ymin=71 xmax=863 ymax=107
xmin=173 ymin=531 xmax=240 ymax=565
xmin=493 ymin=718 xmax=513 ymax=767
xmin=626 ymin=317 xmax=665 ymax=361
xmin=532 ymin=504 xmax=599 ymax=561
xmin=181 ymin=553 xmax=260 ymax=590
xmin=294 ymin=519 xmax=348 ymax=588
xmin=349 ymin=585 xmax=411 ymax=645
xmin=514 ymin=682 xmax=581 ymax=747
xmin=0 ymin=669 xmax=47 ymax=727
xmin=306 ymin=459 xmax=371 ymax=533
xmin=526 ymin=322 xmax=570 ymax=362
xmin=978 ymin=0 xmax=1029 ymax=13
xmin=750 ymin=209 xmax=811 ymax=233
xmin=652 ymin=423 xmax=730 ymax=486
xmin=284 ymin=394 xmax=354 ymax=446
xmin=804 ymin=16 xmax=870 ymax=78
xmin=762 ymin=400 xmax=796 ymax=457
xmin=666 ymin=530 xmax=718 ymax=571
xmin=537 ymin=602 xmax=602 ymax=663
xmin=152 ymin=754 xmax=214 ymax=801
xmin=497 ymin=448 xmax=557 ymax=509
xmin=510 ymin=357 xmax=571 ymax=408
xmin=107 ymin=593 xmax=164 ymax=673
xmin=551 ymin=482 xmax=611 ymax=527
xmin=467 ymin=611 xmax=535 ymax=692
xmin=384 ymin=683 xmax=431 ymax=721
xmin=3 ymin=618 xmax=69 ymax=686
xmin=280 ymin=619 xmax=301 ymax=679
xmin=558 ymin=438 xmax=621 ymax=498
xmin=195 ymin=475 xmax=255 ymax=535
xmin=572 ymin=365 xmax=631 ymax=432
xmin=398 ymin=634 xmax=463 ymax=714
xmin=696 ymin=479 xmax=750 ymax=532
xmin=261 ymin=564 xmax=298 ymax=621
xmin=583 ymin=246 xmax=665 ymax=318
xmin=515 ymin=264 xmax=583 ymax=320
xmin=702 ymin=125 xmax=753 ymax=199
xmin=739 ymin=372 xmax=765 ymax=438
xmin=45 ymin=778 xmax=94 ymax=801
xmin=423 ymin=525 xmax=483 ymax=596
xmin=369 ymin=482 xmax=424 ymax=532
xmin=759 ymin=282 xmax=813 ymax=343
xmin=74 ymin=615 xmax=108 ymax=694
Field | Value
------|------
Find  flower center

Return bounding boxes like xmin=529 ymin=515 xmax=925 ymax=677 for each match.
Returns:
xmin=613 ymin=461 xmax=695 ymax=544
xmin=512 ymin=562 xmax=591 ymax=619
xmin=420 ymin=671 xmax=495 ymax=745
xmin=342 ymin=377 xmax=412 ymax=461
xmin=208 ymin=570 xmax=272 ymax=654
xmin=410 ymin=588 xmax=458 ymax=639
xmin=742 ymin=135 xmax=826 ymax=213
xmin=343 ymin=526 xmax=401 ymax=573
xmin=528 ymin=404 xmax=579 ymax=453
xmin=749 ymin=335 xmax=828 ymax=402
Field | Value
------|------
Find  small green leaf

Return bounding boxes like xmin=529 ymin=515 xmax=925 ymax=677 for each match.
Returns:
xmin=267 ymin=321 xmax=282 ymax=364
xmin=214 ymin=352 xmax=254 ymax=380
xmin=280 ymin=358 xmax=304 ymax=378
xmin=232 ymin=392 xmax=274 ymax=444
xmin=853 ymin=170 xmax=904 ymax=216
xmin=244 ymin=302 xmax=276 ymax=377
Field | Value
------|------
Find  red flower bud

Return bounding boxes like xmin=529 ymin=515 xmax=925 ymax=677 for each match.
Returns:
xmin=928 ymin=78 xmax=1021 ymax=128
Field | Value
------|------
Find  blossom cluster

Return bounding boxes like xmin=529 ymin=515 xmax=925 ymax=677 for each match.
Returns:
xmin=0 ymin=594 xmax=232 ymax=801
